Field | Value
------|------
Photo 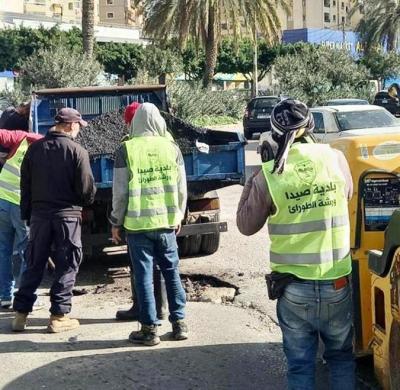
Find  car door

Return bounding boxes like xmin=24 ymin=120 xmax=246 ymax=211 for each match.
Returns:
xmin=311 ymin=111 xmax=327 ymax=142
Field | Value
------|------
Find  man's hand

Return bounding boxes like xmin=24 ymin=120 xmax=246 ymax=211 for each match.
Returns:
xmin=175 ymin=224 xmax=181 ymax=236
xmin=111 ymin=226 xmax=122 ymax=244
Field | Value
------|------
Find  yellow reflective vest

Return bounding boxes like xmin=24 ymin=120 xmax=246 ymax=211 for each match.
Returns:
xmin=123 ymin=136 xmax=182 ymax=231
xmin=0 ymin=138 xmax=29 ymax=206
xmin=262 ymin=143 xmax=352 ymax=280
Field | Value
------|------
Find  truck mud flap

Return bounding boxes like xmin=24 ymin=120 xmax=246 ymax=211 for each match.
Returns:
xmin=177 ymin=222 xmax=228 ymax=237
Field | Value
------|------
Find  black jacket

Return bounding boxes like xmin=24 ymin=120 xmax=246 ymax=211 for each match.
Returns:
xmin=21 ymin=132 xmax=96 ymax=220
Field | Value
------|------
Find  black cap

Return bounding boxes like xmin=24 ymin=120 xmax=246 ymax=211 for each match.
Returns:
xmin=55 ymin=108 xmax=87 ymax=127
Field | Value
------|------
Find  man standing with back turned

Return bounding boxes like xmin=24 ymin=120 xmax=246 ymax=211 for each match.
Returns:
xmin=111 ymin=103 xmax=187 ymax=346
xmin=12 ymin=108 xmax=96 ymax=333
xmin=237 ymin=99 xmax=355 ymax=389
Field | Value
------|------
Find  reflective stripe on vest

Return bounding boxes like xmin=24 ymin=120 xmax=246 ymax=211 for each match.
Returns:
xmin=0 ymin=138 xmax=29 ymax=205
xmin=263 ymin=143 xmax=351 ymax=280
xmin=123 ymin=136 xmax=182 ymax=231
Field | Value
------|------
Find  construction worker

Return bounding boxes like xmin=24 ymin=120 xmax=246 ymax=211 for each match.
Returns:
xmin=0 ymin=129 xmax=43 ymax=309
xmin=115 ymin=102 xmax=168 ymax=322
xmin=111 ymin=102 xmax=188 ymax=346
xmin=12 ymin=108 xmax=96 ymax=333
xmin=237 ymin=99 xmax=354 ymax=390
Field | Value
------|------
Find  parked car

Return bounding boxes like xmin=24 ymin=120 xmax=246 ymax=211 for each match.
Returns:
xmin=310 ymin=105 xmax=400 ymax=143
xmin=258 ymin=105 xmax=400 ymax=160
xmin=243 ymin=96 xmax=281 ymax=139
xmin=324 ymin=98 xmax=369 ymax=106
xmin=373 ymin=91 xmax=400 ymax=117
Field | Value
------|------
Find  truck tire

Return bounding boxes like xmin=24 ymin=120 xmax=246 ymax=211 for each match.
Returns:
xmin=200 ymin=213 xmax=221 ymax=255
xmin=178 ymin=235 xmax=202 ymax=257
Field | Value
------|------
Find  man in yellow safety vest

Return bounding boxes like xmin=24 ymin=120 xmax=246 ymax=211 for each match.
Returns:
xmin=0 ymin=129 xmax=42 ymax=309
xmin=110 ymin=103 xmax=188 ymax=346
xmin=237 ymin=99 xmax=355 ymax=390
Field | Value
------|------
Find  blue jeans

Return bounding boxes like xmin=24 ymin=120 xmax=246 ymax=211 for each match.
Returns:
xmin=0 ymin=199 xmax=28 ymax=301
xmin=277 ymin=279 xmax=355 ymax=390
xmin=127 ymin=229 xmax=186 ymax=325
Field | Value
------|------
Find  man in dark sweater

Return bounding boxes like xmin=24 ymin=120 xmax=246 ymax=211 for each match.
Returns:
xmin=12 ymin=108 xmax=96 ymax=333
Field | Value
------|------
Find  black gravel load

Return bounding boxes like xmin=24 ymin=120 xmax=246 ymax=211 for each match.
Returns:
xmin=77 ymin=109 xmax=241 ymax=158
xmin=76 ymin=109 xmax=127 ymax=156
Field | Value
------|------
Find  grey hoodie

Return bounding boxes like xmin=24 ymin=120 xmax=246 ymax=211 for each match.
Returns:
xmin=110 ymin=103 xmax=187 ymax=228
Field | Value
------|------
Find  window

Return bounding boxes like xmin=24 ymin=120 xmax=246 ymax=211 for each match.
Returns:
xmin=107 ymin=0 xmax=113 ymax=4
xmin=107 ymin=12 xmax=114 ymax=18
xmin=324 ymin=0 xmax=330 ymax=7
xmin=324 ymin=12 xmax=330 ymax=22
xmin=335 ymin=110 xmax=397 ymax=131
xmin=312 ymin=112 xmax=325 ymax=133
xmin=341 ymin=1 xmax=344 ymax=9
xmin=341 ymin=16 xmax=345 ymax=23
xmin=68 ymin=2 xmax=73 ymax=10
xmin=333 ymin=14 xmax=336 ymax=22
xmin=333 ymin=0 xmax=336 ymax=5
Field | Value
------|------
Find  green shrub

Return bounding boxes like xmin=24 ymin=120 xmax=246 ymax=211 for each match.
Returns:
xmin=168 ymin=82 xmax=249 ymax=122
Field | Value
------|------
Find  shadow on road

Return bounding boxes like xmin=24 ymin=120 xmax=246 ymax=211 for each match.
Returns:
xmin=3 ymin=342 xmax=287 ymax=390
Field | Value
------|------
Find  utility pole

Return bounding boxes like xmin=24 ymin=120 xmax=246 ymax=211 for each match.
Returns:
xmin=252 ymin=17 xmax=259 ymax=98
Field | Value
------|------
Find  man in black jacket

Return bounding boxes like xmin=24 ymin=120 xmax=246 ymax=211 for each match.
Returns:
xmin=12 ymin=108 xmax=96 ymax=333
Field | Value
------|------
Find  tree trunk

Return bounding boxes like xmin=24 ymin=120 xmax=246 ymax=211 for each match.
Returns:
xmin=387 ymin=32 xmax=397 ymax=52
xmin=202 ymin=6 xmax=218 ymax=89
xmin=82 ymin=0 xmax=95 ymax=57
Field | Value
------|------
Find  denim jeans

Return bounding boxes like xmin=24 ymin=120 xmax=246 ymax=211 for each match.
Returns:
xmin=126 ymin=229 xmax=186 ymax=325
xmin=0 ymin=199 xmax=28 ymax=301
xmin=277 ymin=279 xmax=355 ymax=390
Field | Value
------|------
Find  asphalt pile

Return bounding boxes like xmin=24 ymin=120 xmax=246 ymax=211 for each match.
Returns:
xmin=76 ymin=109 xmax=127 ymax=157
xmin=76 ymin=109 xmax=211 ymax=158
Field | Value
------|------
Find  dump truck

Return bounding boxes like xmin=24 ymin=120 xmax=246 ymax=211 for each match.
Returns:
xmin=30 ymin=85 xmax=246 ymax=258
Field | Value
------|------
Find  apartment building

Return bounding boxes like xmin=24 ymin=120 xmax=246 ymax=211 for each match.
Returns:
xmin=0 ymin=0 xmax=24 ymax=13
xmin=22 ymin=0 xmax=87 ymax=23
xmin=98 ymin=0 xmax=141 ymax=27
xmin=280 ymin=0 xmax=361 ymax=31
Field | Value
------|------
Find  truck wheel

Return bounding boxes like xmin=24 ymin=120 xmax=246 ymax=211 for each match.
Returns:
xmin=178 ymin=235 xmax=202 ymax=257
xmin=200 ymin=214 xmax=221 ymax=255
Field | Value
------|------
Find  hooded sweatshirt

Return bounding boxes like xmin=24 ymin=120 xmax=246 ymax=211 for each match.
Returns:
xmin=110 ymin=103 xmax=187 ymax=228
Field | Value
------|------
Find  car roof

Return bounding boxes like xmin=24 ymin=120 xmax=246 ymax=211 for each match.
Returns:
xmin=251 ymin=96 xmax=280 ymax=100
xmin=311 ymin=104 xmax=385 ymax=113
xmin=327 ymin=98 xmax=367 ymax=102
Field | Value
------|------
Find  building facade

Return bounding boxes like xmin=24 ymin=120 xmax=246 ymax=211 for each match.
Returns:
xmin=0 ymin=0 xmax=24 ymax=13
xmin=98 ymin=0 xmax=142 ymax=27
xmin=279 ymin=0 xmax=361 ymax=32
xmin=23 ymin=0 xmax=87 ymax=24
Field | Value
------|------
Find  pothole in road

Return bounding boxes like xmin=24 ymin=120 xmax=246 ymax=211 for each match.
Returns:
xmin=181 ymin=274 xmax=239 ymax=304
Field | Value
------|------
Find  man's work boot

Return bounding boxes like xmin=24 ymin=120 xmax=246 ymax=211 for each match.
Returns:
xmin=116 ymin=304 xmax=140 ymax=321
xmin=12 ymin=312 xmax=28 ymax=332
xmin=172 ymin=320 xmax=188 ymax=340
xmin=47 ymin=314 xmax=80 ymax=333
xmin=129 ymin=324 xmax=160 ymax=346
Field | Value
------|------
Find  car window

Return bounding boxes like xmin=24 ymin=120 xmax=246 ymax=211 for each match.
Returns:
xmin=312 ymin=112 xmax=325 ymax=133
xmin=250 ymin=98 xmax=280 ymax=109
xmin=374 ymin=92 xmax=390 ymax=100
xmin=335 ymin=110 xmax=397 ymax=131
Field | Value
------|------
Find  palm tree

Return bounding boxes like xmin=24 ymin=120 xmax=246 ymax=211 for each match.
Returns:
xmin=135 ymin=0 xmax=290 ymax=88
xmin=351 ymin=0 xmax=400 ymax=52
xmin=82 ymin=0 xmax=95 ymax=57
